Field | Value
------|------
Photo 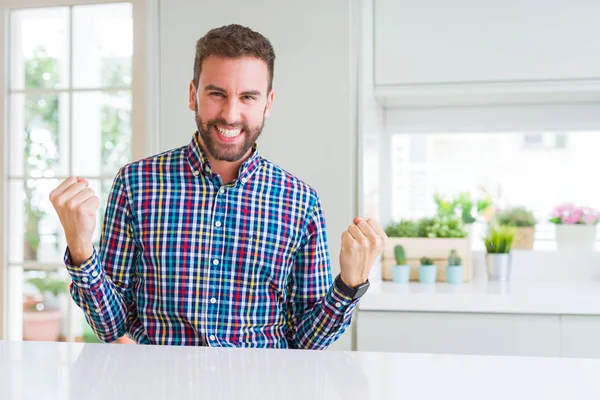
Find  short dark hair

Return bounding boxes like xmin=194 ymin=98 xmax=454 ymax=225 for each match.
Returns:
xmin=193 ymin=24 xmax=276 ymax=93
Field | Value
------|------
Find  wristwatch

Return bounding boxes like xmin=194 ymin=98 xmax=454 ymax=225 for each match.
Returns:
xmin=334 ymin=274 xmax=370 ymax=300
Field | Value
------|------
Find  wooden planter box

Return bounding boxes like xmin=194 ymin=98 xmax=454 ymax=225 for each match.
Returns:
xmin=382 ymin=237 xmax=472 ymax=282
xmin=512 ymin=227 xmax=535 ymax=250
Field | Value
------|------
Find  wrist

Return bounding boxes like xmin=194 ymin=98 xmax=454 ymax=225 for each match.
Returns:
xmin=335 ymin=274 xmax=370 ymax=300
xmin=68 ymin=244 xmax=93 ymax=266
xmin=339 ymin=273 xmax=366 ymax=288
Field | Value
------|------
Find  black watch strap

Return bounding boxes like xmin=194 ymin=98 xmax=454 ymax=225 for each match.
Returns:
xmin=334 ymin=274 xmax=370 ymax=300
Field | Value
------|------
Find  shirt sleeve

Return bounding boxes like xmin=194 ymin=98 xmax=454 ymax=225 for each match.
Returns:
xmin=64 ymin=171 xmax=138 ymax=343
xmin=286 ymin=197 xmax=359 ymax=350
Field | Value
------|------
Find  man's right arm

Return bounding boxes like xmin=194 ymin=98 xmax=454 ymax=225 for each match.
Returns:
xmin=50 ymin=173 xmax=137 ymax=343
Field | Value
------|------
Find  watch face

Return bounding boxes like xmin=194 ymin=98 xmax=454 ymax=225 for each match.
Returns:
xmin=354 ymin=281 xmax=370 ymax=299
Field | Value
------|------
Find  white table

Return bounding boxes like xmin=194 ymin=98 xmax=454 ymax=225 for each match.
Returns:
xmin=1 ymin=340 xmax=600 ymax=399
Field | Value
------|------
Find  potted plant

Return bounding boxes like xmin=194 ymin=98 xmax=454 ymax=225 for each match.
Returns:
xmin=549 ymin=203 xmax=599 ymax=251
xmin=391 ymin=244 xmax=411 ymax=284
xmin=435 ymin=190 xmax=493 ymax=223
xmin=445 ymin=249 xmax=464 ymax=284
xmin=496 ymin=207 xmax=536 ymax=250
xmin=23 ymin=271 xmax=67 ymax=341
xmin=384 ymin=219 xmax=419 ymax=238
xmin=418 ymin=257 xmax=437 ymax=284
xmin=483 ymin=225 xmax=515 ymax=281
xmin=383 ymin=215 xmax=472 ymax=283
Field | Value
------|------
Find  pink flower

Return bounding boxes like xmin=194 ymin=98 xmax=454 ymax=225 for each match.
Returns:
xmin=582 ymin=207 xmax=600 ymax=225
xmin=562 ymin=211 xmax=582 ymax=224
xmin=550 ymin=207 xmax=563 ymax=219
xmin=551 ymin=203 xmax=574 ymax=219
xmin=550 ymin=204 xmax=600 ymax=225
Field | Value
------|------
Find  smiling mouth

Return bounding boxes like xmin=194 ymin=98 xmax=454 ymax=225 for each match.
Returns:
xmin=215 ymin=125 xmax=243 ymax=138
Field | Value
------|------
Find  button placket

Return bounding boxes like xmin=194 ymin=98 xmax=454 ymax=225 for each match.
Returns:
xmin=207 ymin=185 xmax=227 ymax=344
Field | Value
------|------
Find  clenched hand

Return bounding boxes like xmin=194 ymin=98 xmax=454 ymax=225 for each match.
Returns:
xmin=339 ymin=217 xmax=387 ymax=287
xmin=49 ymin=177 xmax=99 ymax=266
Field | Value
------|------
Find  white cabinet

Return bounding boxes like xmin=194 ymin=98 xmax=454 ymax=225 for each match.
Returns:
xmin=561 ymin=315 xmax=600 ymax=359
xmin=374 ymin=0 xmax=600 ymax=106
xmin=375 ymin=0 xmax=600 ymax=86
xmin=357 ymin=311 xmax=561 ymax=357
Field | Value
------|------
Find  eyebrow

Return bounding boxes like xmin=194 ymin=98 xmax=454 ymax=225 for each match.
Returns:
xmin=204 ymin=84 xmax=262 ymax=97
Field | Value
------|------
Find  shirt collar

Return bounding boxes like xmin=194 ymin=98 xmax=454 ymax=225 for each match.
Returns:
xmin=186 ymin=131 xmax=262 ymax=184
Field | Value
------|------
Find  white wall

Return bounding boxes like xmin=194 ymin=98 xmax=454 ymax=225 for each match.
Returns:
xmin=159 ymin=0 xmax=359 ymax=350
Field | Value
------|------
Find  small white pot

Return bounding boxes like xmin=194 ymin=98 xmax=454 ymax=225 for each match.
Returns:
xmin=555 ymin=224 xmax=597 ymax=252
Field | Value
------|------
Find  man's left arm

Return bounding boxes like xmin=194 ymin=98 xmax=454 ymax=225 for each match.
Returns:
xmin=286 ymin=199 xmax=386 ymax=350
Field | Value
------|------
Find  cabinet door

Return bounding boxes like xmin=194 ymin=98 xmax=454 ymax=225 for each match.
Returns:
xmin=357 ymin=311 xmax=560 ymax=357
xmin=561 ymin=315 xmax=600 ymax=359
xmin=375 ymin=0 xmax=600 ymax=86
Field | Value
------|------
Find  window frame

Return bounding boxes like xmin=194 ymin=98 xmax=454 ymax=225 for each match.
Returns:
xmin=0 ymin=0 xmax=158 ymax=340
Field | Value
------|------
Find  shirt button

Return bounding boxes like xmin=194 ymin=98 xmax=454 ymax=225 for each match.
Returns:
xmin=193 ymin=170 xmax=200 ymax=176
xmin=215 ymin=221 xmax=222 ymax=227
xmin=81 ymin=277 xmax=89 ymax=283
xmin=218 ymin=187 xmax=225 ymax=194
xmin=213 ymin=259 xmax=219 ymax=265
xmin=241 ymin=177 xmax=248 ymax=184
xmin=335 ymin=302 xmax=342 ymax=308
xmin=210 ymin=297 xmax=217 ymax=304
xmin=95 ymin=308 xmax=101 ymax=313
xmin=209 ymin=335 xmax=216 ymax=341
xmin=91 ymin=271 xmax=99 ymax=277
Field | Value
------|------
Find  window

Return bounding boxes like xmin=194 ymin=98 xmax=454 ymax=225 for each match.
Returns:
xmin=4 ymin=3 xmax=136 ymax=342
xmin=523 ymin=132 xmax=567 ymax=150
xmin=390 ymin=131 xmax=600 ymax=251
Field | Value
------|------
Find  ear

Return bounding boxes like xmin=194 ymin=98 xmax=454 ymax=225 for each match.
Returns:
xmin=188 ymin=81 xmax=197 ymax=111
xmin=264 ymin=89 xmax=275 ymax=118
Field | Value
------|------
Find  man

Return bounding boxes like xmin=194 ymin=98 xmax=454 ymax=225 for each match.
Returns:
xmin=50 ymin=24 xmax=386 ymax=349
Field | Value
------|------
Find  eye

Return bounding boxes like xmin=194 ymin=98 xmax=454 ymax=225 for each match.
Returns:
xmin=242 ymin=95 xmax=256 ymax=101
xmin=209 ymin=92 xmax=225 ymax=97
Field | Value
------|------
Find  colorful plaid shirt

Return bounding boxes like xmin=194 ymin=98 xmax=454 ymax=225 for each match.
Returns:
xmin=65 ymin=133 xmax=359 ymax=349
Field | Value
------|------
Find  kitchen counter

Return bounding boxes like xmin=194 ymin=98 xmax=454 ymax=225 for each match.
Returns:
xmin=2 ymin=340 xmax=600 ymax=399
xmin=358 ymin=281 xmax=600 ymax=315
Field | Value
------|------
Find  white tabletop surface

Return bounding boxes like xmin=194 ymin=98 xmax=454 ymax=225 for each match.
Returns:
xmin=2 ymin=340 xmax=600 ymax=400
xmin=358 ymin=281 xmax=600 ymax=314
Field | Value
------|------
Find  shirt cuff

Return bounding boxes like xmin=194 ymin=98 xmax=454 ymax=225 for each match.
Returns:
xmin=64 ymin=246 xmax=103 ymax=290
xmin=323 ymin=282 xmax=360 ymax=317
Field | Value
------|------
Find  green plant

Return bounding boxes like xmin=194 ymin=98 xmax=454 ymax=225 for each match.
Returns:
xmin=27 ymin=273 xmax=68 ymax=298
xmin=456 ymin=193 xmax=475 ymax=224
xmin=384 ymin=220 xmax=419 ymax=238
xmin=420 ymin=257 xmax=434 ymax=266
xmin=394 ymin=245 xmax=407 ymax=265
xmin=434 ymin=193 xmax=458 ymax=217
xmin=435 ymin=191 xmax=494 ymax=225
xmin=447 ymin=249 xmax=462 ymax=266
xmin=422 ymin=215 xmax=467 ymax=238
xmin=386 ymin=215 xmax=468 ymax=239
xmin=416 ymin=218 xmax=435 ymax=237
xmin=476 ymin=194 xmax=493 ymax=215
xmin=497 ymin=207 xmax=536 ymax=227
xmin=483 ymin=225 xmax=516 ymax=254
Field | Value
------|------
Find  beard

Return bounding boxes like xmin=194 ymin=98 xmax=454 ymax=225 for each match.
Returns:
xmin=194 ymin=103 xmax=265 ymax=162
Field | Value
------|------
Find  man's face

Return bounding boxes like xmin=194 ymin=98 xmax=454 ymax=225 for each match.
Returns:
xmin=189 ymin=55 xmax=274 ymax=162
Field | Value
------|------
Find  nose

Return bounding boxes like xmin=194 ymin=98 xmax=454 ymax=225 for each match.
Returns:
xmin=220 ymin=98 xmax=241 ymax=125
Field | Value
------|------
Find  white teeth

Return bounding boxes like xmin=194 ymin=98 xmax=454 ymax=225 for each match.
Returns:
xmin=216 ymin=126 xmax=242 ymax=138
